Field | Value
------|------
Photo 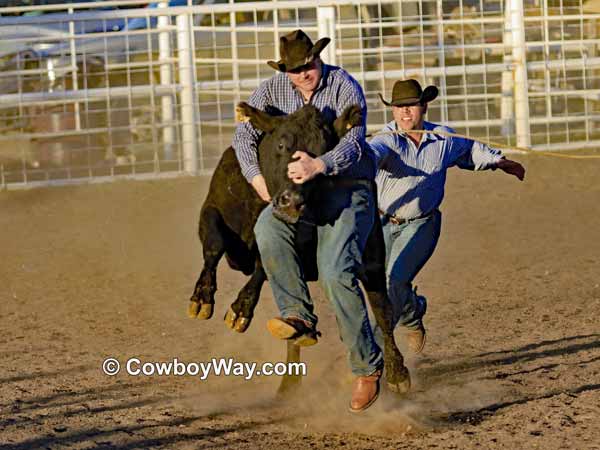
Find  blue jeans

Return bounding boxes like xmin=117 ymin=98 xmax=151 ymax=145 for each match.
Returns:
xmin=254 ymin=184 xmax=383 ymax=376
xmin=382 ymin=210 xmax=442 ymax=331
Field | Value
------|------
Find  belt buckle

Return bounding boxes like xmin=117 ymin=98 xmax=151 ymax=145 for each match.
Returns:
xmin=379 ymin=209 xmax=407 ymax=226
xmin=390 ymin=215 xmax=406 ymax=225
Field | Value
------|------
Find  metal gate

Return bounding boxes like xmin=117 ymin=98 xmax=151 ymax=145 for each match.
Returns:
xmin=1 ymin=0 xmax=599 ymax=188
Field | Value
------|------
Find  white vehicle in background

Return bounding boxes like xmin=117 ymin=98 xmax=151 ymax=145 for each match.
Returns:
xmin=0 ymin=1 xmax=212 ymax=171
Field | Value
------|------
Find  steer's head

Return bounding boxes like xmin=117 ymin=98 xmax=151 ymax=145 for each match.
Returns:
xmin=236 ymin=102 xmax=362 ymax=223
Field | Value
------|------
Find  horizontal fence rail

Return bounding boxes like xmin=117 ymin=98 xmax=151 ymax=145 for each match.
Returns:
xmin=0 ymin=0 xmax=599 ymax=188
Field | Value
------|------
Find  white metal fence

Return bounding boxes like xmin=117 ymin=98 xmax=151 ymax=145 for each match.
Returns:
xmin=1 ymin=0 xmax=599 ymax=188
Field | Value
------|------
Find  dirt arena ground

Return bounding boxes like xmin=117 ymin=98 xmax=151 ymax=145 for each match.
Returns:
xmin=1 ymin=154 xmax=599 ymax=449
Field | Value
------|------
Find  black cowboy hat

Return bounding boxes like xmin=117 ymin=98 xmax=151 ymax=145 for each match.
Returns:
xmin=378 ymin=79 xmax=439 ymax=107
xmin=267 ymin=29 xmax=330 ymax=72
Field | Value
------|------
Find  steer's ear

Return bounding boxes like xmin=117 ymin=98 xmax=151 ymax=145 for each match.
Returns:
xmin=236 ymin=102 xmax=282 ymax=133
xmin=333 ymin=104 xmax=363 ymax=138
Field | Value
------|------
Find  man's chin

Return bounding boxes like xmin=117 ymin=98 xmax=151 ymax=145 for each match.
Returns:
xmin=303 ymin=83 xmax=318 ymax=91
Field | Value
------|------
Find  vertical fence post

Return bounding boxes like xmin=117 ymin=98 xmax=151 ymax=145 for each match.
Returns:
xmin=229 ymin=0 xmax=240 ymax=104
xmin=435 ymin=0 xmax=448 ymax=123
xmin=509 ymin=0 xmax=531 ymax=148
xmin=158 ymin=2 xmax=176 ymax=161
xmin=273 ymin=0 xmax=280 ymax=60
xmin=68 ymin=7 xmax=81 ymax=132
xmin=317 ymin=6 xmax=336 ymax=66
xmin=176 ymin=12 xmax=199 ymax=173
xmin=542 ymin=0 xmax=552 ymax=122
xmin=501 ymin=2 xmax=514 ymax=137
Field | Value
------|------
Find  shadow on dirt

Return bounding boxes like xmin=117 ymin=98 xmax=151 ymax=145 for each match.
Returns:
xmin=419 ymin=333 xmax=600 ymax=383
xmin=0 ymin=365 xmax=94 ymax=384
xmin=0 ymin=379 xmax=158 ymax=414
xmin=419 ymin=333 xmax=600 ymax=429
xmin=0 ymin=415 xmax=266 ymax=450
xmin=434 ymin=382 xmax=600 ymax=429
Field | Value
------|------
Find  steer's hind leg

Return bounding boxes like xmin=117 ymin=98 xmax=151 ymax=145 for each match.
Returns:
xmin=224 ymin=256 xmax=266 ymax=333
xmin=366 ymin=290 xmax=411 ymax=394
xmin=189 ymin=206 xmax=226 ymax=320
xmin=362 ymin=218 xmax=411 ymax=394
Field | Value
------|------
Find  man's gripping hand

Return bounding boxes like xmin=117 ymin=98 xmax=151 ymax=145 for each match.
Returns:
xmin=287 ymin=151 xmax=326 ymax=184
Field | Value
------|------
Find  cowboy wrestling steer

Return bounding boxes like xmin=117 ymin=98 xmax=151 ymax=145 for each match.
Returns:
xmin=188 ymin=102 xmax=411 ymax=394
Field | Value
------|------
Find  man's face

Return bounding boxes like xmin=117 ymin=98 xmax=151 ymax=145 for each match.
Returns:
xmin=392 ymin=103 xmax=427 ymax=131
xmin=287 ymin=58 xmax=322 ymax=93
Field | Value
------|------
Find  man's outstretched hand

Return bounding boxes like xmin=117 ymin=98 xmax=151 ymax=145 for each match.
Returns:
xmin=497 ymin=158 xmax=526 ymax=181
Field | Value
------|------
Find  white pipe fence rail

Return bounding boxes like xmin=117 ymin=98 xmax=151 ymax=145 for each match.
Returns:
xmin=0 ymin=0 xmax=599 ymax=188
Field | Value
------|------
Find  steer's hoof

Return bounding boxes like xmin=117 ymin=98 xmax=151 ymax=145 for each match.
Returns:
xmin=187 ymin=301 xmax=200 ymax=318
xmin=234 ymin=316 xmax=251 ymax=333
xmin=224 ymin=307 xmax=252 ymax=333
xmin=224 ymin=307 xmax=237 ymax=328
xmin=386 ymin=371 xmax=411 ymax=395
xmin=197 ymin=303 xmax=214 ymax=320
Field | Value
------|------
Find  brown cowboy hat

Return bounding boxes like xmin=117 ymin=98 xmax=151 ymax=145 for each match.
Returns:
xmin=378 ymin=79 xmax=439 ymax=107
xmin=267 ymin=29 xmax=330 ymax=72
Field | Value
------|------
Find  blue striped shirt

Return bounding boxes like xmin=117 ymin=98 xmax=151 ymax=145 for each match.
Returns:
xmin=232 ymin=64 xmax=375 ymax=182
xmin=370 ymin=120 xmax=503 ymax=219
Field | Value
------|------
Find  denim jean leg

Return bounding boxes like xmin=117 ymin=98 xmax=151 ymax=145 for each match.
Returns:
xmin=386 ymin=210 xmax=442 ymax=330
xmin=316 ymin=185 xmax=383 ymax=376
xmin=254 ymin=204 xmax=317 ymax=326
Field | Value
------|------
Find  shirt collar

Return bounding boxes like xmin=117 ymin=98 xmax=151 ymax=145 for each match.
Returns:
xmin=392 ymin=120 xmax=445 ymax=145
xmin=422 ymin=121 xmax=445 ymax=142
xmin=316 ymin=63 xmax=330 ymax=90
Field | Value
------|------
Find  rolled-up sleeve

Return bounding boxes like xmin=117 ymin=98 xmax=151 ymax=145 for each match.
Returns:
xmin=318 ymin=78 xmax=367 ymax=175
xmin=232 ymin=82 xmax=271 ymax=182
xmin=367 ymin=133 xmax=393 ymax=168
xmin=451 ymin=133 xmax=503 ymax=171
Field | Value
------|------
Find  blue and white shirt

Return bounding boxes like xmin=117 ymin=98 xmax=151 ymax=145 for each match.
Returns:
xmin=232 ymin=64 xmax=375 ymax=182
xmin=370 ymin=120 xmax=503 ymax=220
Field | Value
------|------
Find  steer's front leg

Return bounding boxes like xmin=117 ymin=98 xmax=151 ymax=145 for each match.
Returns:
xmin=189 ymin=206 xmax=225 ymax=320
xmin=224 ymin=256 xmax=266 ymax=333
xmin=276 ymin=341 xmax=303 ymax=397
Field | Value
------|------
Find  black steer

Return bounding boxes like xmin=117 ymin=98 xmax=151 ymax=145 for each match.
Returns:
xmin=188 ymin=102 xmax=410 ymax=394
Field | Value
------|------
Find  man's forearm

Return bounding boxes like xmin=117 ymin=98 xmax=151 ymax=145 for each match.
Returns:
xmin=232 ymin=124 xmax=261 ymax=182
xmin=319 ymin=126 xmax=364 ymax=175
xmin=232 ymin=80 xmax=271 ymax=182
xmin=468 ymin=140 xmax=504 ymax=170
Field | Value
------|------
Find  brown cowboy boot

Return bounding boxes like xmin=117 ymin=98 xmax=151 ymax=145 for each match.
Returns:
xmin=407 ymin=320 xmax=426 ymax=354
xmin=407 ymin=288 xmax=427 ymax=354
xmin=349 ymin=369 xmax=381 ymax=413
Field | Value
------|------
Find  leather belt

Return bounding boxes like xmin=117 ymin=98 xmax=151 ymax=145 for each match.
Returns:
xmin=379 ymin=209 xmax=435 ymax=225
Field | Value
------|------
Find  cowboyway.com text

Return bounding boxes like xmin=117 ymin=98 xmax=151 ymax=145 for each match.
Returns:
xmin=102 ymin=357 xmax=306 ymax=380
